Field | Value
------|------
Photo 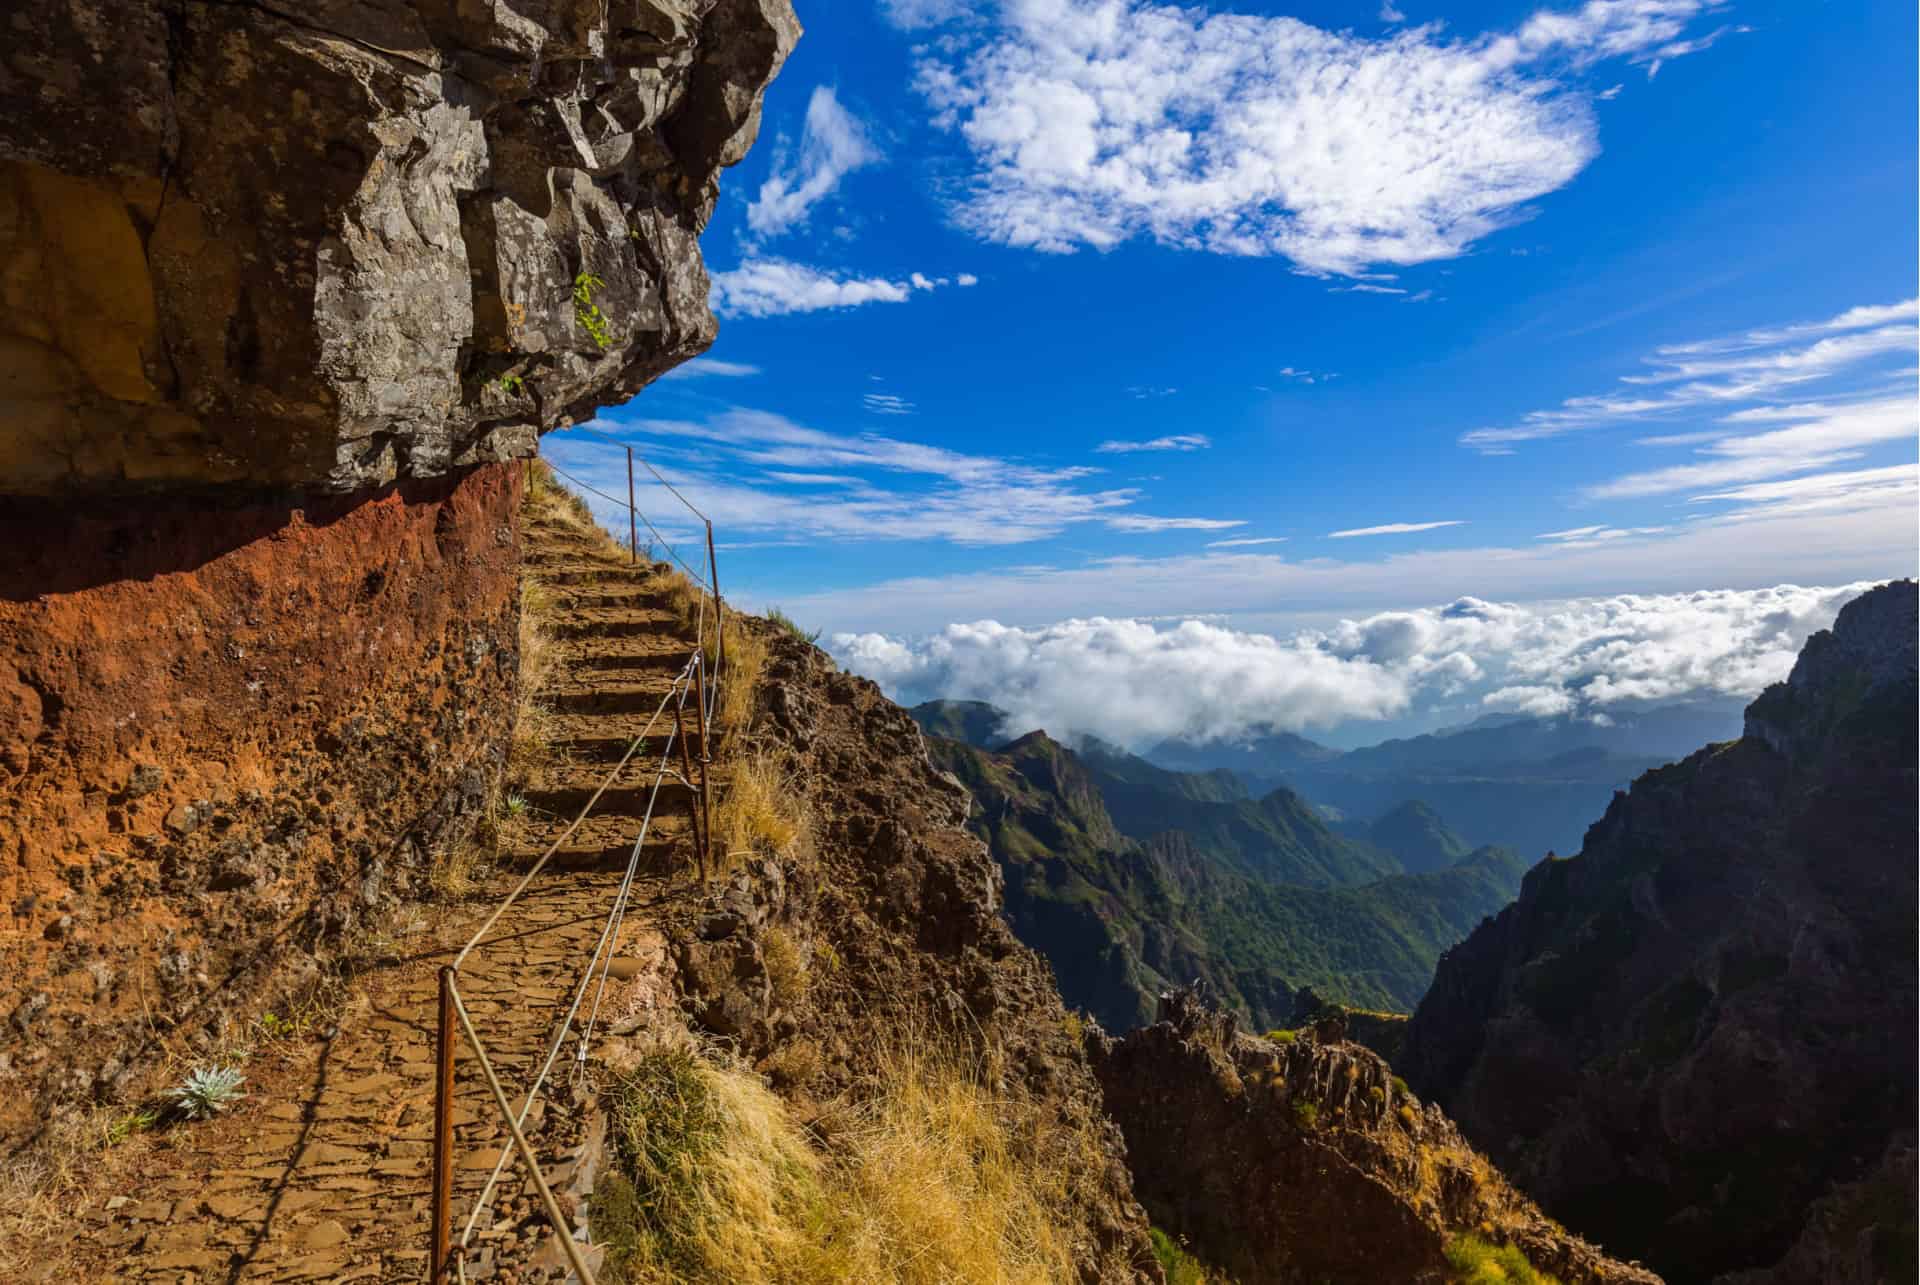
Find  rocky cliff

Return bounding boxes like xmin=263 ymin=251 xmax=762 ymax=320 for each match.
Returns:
xmin=0 ymin=0 xmax=793 ymax=1147
xmin=1092 ymin=987 xmax=1661 ymax=1285
xmin=3 ymin=0 xmax=795 ymax=494
xmin=1402 ymin=580 xmax=1918 ymax=1283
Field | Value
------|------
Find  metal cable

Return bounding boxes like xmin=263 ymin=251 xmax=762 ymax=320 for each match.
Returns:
xmin=541 ymin=460 xmax=713 ymax=592
xmin=457 ymin=667 xmax=693 ymax=1247
xmin=452 ymin=655 xmax=695 ymax=971
xmin=549 ymin=425 xmax=709 ymax=521
xmin=448 ymin=981 xmax=599 ymax=1285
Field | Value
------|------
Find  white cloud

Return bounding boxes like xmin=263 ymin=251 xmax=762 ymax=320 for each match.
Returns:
xmin=1463 ymin=298 xmax=1918 ymax=450
xmin=711 ymin=260 xmax=912 ymax=317
xmin=907 ymin=0 xmax=1727 ymax=276
xmin=1095 ymin=433 xmax=1210 ymax=453
xmin=864 ymin=392 xmax=916 ymax=415
xmin=1584 ymin=396 xmax=1917 ymax=499
xmin=548 ymin=407 xmax=1138 ymax=546
xmin=747 ymin=87 xmax=881 ymax=240
xmin=1106 ymin=515 xmax=1246 ymax=532
xmin=1380 ymin=2 xmax=1407 ymax=23
xmin=956 ymin=273 xmax=981 ymax=286
xmin=772 ymin=484 xmax=1914 ymax=636
xmin=1208 ymin=536 xmax=1288 ymax=548
xmin=1329 ymin=520 xmax=1466 ymax=538
xmin=660 ymin=358 xmax=761 ymax=379
xmin=832 ymin=581 xmax=1883 ymax=747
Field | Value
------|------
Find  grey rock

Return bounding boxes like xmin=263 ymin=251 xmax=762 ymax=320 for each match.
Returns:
xmin=0 ymin=0 xmax=798 ymax=496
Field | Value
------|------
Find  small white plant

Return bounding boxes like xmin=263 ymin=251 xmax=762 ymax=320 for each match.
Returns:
xmin=168 ymin=1065 xmax=247 ymax=1120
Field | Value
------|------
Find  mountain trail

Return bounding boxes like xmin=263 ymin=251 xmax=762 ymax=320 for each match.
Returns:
xmin=64 ymin=505 xmax=721 ymax=1283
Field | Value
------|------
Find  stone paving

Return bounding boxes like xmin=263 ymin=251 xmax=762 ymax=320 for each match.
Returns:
xmin=79 ymin=516 xmax=711 ymax=1283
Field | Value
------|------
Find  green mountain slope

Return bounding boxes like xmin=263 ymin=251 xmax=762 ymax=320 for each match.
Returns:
xmin=925 ymin=730 xmax=1528 ymax=1033
xmin=1364 ymin=800 xmax=1473 ymax=873
xmin=908 ymin=698 xmax=1015 ymax=749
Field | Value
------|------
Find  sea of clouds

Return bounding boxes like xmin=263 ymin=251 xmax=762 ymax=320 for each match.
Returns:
xmin=831 ymin=581 xmax=1880 ymax=748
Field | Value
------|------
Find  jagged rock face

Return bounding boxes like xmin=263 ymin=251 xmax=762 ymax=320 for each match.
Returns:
xmin=1091 ymin=988 xmax=1661 ymax=1285
xmin=1402 ymin=581 xmax=1918 ymax=1283
xmin=0 ymin=0 xmax=796 ymax=496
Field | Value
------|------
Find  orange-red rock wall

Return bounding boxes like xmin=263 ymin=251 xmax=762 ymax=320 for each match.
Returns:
xmin=0 ymin=462 xmax=523 ymax=1143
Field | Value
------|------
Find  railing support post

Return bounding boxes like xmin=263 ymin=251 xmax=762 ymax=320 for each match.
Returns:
xmin=432 ymin=966 xmax=457 ymax=1281
xmin=675 ymin=695 xmax=708 ymax=880
xmin=705 ymin=519 xmax=724 ymax=713
xmin=626 ymin=447 xmax=639 ymax=565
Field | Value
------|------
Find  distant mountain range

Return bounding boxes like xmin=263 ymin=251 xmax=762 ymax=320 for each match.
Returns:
xmin=1146 ymin=698 xmax=1747 ymax=857
xmin=920 ymin=694 xmax=1746 ymax=860
xmin=912 ymin=704 xmax=1529 ymax=1030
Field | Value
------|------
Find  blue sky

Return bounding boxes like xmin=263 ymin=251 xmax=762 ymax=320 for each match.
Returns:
xmin=546 ymin=0 xmax=1916 ymax=746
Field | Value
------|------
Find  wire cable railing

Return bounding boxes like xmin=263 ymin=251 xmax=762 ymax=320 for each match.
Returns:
xmin=427 ymin=438 xmax=731 ymax=1284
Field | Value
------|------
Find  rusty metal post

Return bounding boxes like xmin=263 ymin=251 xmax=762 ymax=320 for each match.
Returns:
xmin=694 ymin=659 xmax=714 ymax=880
xmin=704 ymin=520 xmax=724 ymax=711
xmin=625 ymin=447 xmax=638 ymax=564
xmin=431 ymin=967 xmax=457 ymax=1281
xmin=674 ymin=696 xmax=707 ymax=880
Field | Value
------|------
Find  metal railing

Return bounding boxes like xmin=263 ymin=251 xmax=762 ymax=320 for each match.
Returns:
xmin=428 ymin=438 xmax=729 ymax=1283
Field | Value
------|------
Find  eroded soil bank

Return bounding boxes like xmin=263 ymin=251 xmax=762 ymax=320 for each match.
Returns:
xmin=0 ymin=463 xmax=523 ymax=1143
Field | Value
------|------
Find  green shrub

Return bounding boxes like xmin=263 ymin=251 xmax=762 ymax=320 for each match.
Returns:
xmin=1293 ymin=1100 xmax=1318 ymax=1130
xmin=1265 ymin=1028 xmax=1298 ymax=1044
xmin=1444 ymin=1235 xmax=1563 ymax=1284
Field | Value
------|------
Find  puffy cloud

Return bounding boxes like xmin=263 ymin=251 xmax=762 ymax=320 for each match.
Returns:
xmin=831 ymin=581 xmax=1881 ymax=747
xmin=711 ymin=260 xmax=912 ymax=317
xmin=748 ymin=87 xmax=881 ymax=239
xmin=711 ymin=260 xmax=973 ymax=318
xmin=836 ymin=616 xmax=1412 ymax=743
xmin=907 ymin=0 xmax=1727 ymax=275
xmin=1105 ymin=515 xmax=1245 ymax=532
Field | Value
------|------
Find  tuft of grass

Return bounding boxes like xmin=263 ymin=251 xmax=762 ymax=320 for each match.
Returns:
xmin=1392 ymin=1074 xmax=1412 ymax=1098
xmin=166 ymin=1065 xmax=247 ymax=1121
xmin=592 ymin=1036 xmax=1098 ymax=1285
xmin=761 ymin=926 xmax=810 ymax=1009
xmin=1266 ymin=1028 xmax=1297 ymax=1045
xmin=1443 ymin=1235 xmax=1564 ymax=1285
xmin=712 ymin=751 xmax=806 ymax=875
xmin=1150 ymin=1227 xmax=1231 ymax=1284
xmin=765 ymin=607 xmax=821 ymax=646
xmin=1292 ymin=1100 xmax=1318 ymax=1130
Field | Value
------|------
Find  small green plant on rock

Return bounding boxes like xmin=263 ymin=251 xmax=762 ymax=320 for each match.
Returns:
xmin=573 ymin=271 xmax=614 ymax=350
xmin=497 ymin=373 xmax=525 ymax=394
xmin=104 ymin=1108 xmax=159 ymax=1146
xmin=167 ymin=1066 xmax=247 ymax=1121
xmin=1293 ymin=1100 xmax=1318 ymax=1130
xmin=765 ymin=607 xmax=821 ymax=646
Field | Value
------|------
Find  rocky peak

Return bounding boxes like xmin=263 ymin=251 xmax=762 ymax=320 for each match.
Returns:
xmin=1091 ymin=985 xmax=1660 ymax=1284
xmin=1 ymin=0 xmax=797 ymax=496
xmin=1743 ymin=579 xmax=1917 ymax=761
xmin=1401 ymin=580 xmax=1917 ymax=1282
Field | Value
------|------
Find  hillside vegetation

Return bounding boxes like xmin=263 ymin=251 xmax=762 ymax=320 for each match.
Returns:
xmin=921 ymin=726 xmax=1526 ymax=1030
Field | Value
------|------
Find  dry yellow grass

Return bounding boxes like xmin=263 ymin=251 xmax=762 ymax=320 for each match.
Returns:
xmin=760 ymin=925 xmax=810 ymax=1009
xmin=711 ymin=750 xmax=806 ymax=875
xmin=592 ymin=1033 xmax=1097 ymax=1285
